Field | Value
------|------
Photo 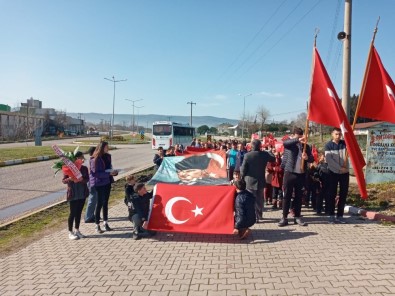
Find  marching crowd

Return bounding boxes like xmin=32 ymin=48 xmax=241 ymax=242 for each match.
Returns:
xmin=62 ymin=126 xmax=350 ymax=241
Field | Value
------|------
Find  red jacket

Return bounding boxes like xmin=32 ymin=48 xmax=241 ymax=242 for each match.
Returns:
xmin=270 ymin=156 xmax=283 ymax=188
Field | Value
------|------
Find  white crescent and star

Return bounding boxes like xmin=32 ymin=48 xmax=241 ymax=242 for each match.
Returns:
xmin=165 ymin=196 xmax=204 ymax=225
xmin=340 ymin=121 xmax=348 ymax=134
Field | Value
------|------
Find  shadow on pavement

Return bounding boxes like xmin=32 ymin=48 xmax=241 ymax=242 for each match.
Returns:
xmin=132 ymin=228 xmax=318 ymax=245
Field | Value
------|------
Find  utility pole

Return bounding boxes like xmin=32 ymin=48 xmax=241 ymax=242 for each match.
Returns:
xmin=104 ymin=76 xmax=127 ymax=143
xmin=125 ymin=99 xmax=143 ymax=132
xmin=239 ymin=93 xmax=252 ymax=139
xmin=187 ymin=101 xmax=196 ymax=126
xmin=341 ymin=0 xmax=352 ymax=121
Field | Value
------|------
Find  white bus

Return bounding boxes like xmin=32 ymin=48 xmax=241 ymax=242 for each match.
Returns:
xmin=152 ymin=121 xmax=195 ymax=150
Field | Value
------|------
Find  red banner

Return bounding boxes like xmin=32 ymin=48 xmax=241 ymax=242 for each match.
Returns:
xmin=186 ymin=146 xmax=212 ymax=152
xmin=308 ymin=48 xmax=367 ymax=198
xmin=359 ymin=46 xmax=395 ymax=124
xmin=147 ymin=183 xmax=235 ymax=234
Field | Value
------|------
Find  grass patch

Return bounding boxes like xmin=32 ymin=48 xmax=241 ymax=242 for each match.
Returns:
xmin=347 ymin=182 xmax=395 ymax=220
xmin=75 ymin=135 xmax=150 ymax=146
xmin=0 ymin=146 xmax=83 ymax=162
xmin=0 ymin=166 xmax=155 ymax=258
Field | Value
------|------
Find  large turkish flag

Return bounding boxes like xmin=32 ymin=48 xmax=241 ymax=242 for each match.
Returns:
xmin=308 ymin=48 xmax=367 ymax=199
xmin=358 ymin=45 xmax=395 ymax=124
xmin=147 ymin=183 xmax=235 ymax=234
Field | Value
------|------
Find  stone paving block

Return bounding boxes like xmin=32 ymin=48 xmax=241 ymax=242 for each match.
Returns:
xmin=324 ymin=287 xmax=348 ymax=294
xmin=227 ymin=291 xmax=247 ymax=296
xmin=188 ymin=291 xmax=208 ymax=296
xmin=89 ymin=285 xmax=110 ymax=293
xmin=129 ymin=292 xmax=150 ymax=296
xmin=54 ymin=287 xmax=74 ymax=294
xmin=2 ymin=204 xmax=395 ymax=296
xmin=95 ymin=292 xmax=114 ymax=296
xmin=366 ymin=286 xmax=390 ymax=294
xmin=286 ymin=288 xmax=308 ymax=295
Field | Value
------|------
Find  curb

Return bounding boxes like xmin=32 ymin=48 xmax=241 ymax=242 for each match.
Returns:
xmin=0 ymin=164 xmax=155 ymax=228
xmin=344 ymin=205 xmax=395 ymax=223
xmin=0 ymin=155 xmax=58 ymax=167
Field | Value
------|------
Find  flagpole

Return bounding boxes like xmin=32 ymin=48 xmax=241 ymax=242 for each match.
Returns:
xmin=343 ymin=17 xmax=380 ymax=167
xmin=301 ymin=29 xmax=319 ymax=172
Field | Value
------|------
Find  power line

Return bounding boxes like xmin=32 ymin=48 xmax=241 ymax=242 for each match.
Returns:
xmin=242 ymin=0 xmax=323 ymax=77
xmin=267 ymin=109 xmax=306 ymax=118
xmin=202 ymin=0 xmax=287 ymax=95
xmin=326 ymin=0 xmax=342 ymax=65
xmin=230 ymin=0 xmax=303 ymax=77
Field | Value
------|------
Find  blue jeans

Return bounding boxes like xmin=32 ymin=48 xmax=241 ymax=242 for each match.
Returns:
xmin=84 ymin=186 xmax=97 ymax=222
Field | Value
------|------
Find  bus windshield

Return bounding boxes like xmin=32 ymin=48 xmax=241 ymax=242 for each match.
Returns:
xmin=153 ymin=124 xmax=172 ymax=136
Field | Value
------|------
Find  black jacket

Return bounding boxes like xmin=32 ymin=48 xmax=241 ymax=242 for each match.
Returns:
xmin=317 ymin=162 xmax=330 ymax=184
xmin=124 ymin=184 xmax=135 ymax=206
xmin=281 ymin=138 xmax=314 ymax=173
xmin=130 ymin=191 xmax=153 ymax=220
xmin=240 ymin=150 xmax=275 ymax=190
xmin=153 ymin=154 xmax=163 ymax=169
xmin=234 ymin=190 xmax=256 ymax=229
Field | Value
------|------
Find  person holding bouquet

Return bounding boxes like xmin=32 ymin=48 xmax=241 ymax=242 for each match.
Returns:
xmin=90 ymin=141 xmax=118 ymax=233
xmin=62 ymin=151 xmax=89 ymax=240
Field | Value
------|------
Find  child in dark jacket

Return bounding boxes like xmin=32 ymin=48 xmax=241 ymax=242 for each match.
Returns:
xmin=124 ymin=175 xmax=136 ymax=223
xmin=130 ymin=183 xmax=156 ymax=240
xmin=317 ymin=153 xmax=330 ymax=214
xmin=233 ymin=179 xmax=256 ymax=240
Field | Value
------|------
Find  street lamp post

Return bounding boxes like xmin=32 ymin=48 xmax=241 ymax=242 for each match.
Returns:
xmin=135 ymin=105 xmax=144 ymax=132
xmin=187 ymin=101 xmax=196 ymax=126
xmin=104 ymin=76 xmax=127 ymax=143
xmin=125 ymin=99 xmax=143 ymax=132
xmin=239 ymin=93 xmax=252 ymax=139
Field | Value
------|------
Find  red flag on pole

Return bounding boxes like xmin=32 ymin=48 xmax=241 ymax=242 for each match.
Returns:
xmin=308 ymin=48 xmax=368 ymax=199
xmin=147 ymin=183 xmax=235 ymax=234
xmin=358 ymin=46 xmax=395 ymax=124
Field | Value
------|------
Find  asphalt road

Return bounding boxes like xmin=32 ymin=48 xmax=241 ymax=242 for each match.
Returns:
xmin=0 ymin=142 xmax=154 ymax=223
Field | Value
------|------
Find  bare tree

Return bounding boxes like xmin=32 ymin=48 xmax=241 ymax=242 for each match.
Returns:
xmin=291 ymin=112 xmax=307 ymax=130
xmin=256 ymin=105 xmax=270 ymax=130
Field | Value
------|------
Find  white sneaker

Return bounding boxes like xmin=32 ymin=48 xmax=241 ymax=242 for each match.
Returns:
xmin=75 ymin=230 xmax=86 ymax=238
xmin=69 ymin=231 xmax=79 ymax=240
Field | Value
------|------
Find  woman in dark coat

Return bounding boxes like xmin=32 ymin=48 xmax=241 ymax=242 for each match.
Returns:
xmin=62 ymin=151 xmax=89 ymax=240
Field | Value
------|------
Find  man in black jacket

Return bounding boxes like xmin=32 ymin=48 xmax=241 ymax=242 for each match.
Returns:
xmin=130 ymin=183 xmax=155 ymax=240
xmin=240 ymin=139 xmax=275 ymax=222
xmin=233 ymin=179 xmax=256 ymax=239
xmin=278 ymin=127 xmax=314 ymax=227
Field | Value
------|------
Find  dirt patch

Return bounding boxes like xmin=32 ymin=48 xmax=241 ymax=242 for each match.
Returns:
xmin=347 ymin=182 xmax=395 ymax=218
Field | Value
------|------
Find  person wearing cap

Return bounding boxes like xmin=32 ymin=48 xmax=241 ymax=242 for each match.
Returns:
xmin=84 ymin=146 xmax=97 ymax=223
xmin=62 ymin=151 xmax=89 ymax=240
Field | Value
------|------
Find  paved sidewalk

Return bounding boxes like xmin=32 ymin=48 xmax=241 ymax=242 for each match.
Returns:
xmin=1 ymin=203 xmax=395 ymax=296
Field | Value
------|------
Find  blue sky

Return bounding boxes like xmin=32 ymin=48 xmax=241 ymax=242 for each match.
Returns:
xmin=1 ymin=0 xmax=394 ymax=123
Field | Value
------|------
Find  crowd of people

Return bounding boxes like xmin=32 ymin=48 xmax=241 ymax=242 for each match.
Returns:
xmin=62 ymin=125 xmax=350 ymax=240
xmin=151 ymin=126 xmax=350 ymax=238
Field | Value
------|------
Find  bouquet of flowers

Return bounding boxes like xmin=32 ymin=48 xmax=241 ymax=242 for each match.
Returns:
xmin=51 ymin=146 xmax=83 ymax=181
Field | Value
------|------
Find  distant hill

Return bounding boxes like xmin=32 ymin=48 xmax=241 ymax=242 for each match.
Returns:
xmin=67 ymin=112 xmax=238 ymax=128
